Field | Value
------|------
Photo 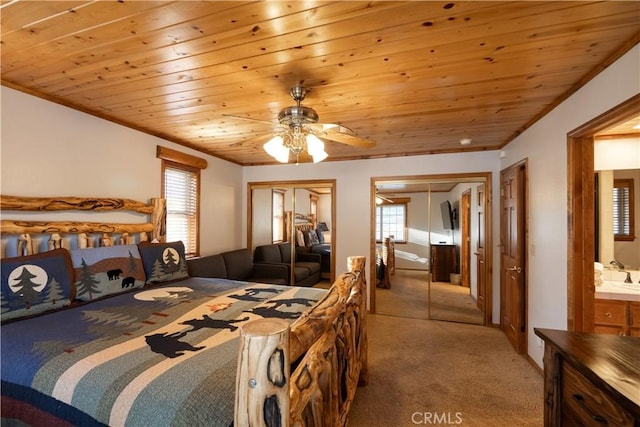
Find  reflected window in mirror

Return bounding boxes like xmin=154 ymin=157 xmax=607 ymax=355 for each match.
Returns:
xmin=375 ymin=202 xmax=407 ymax=243
xmin=613 ymin=178 xmax=635 ymax=241
xmin=272 ymin=189 xmax=285 ymax=243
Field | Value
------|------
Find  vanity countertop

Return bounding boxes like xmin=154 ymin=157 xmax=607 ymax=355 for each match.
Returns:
xmin=595 ymin=281 xmax=640 ymax=302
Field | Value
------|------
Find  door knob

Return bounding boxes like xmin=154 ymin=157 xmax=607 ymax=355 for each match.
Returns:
xmin=507 ymin=266 xmax=522 ymax=273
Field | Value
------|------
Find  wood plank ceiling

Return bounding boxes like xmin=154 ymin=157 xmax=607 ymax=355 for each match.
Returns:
xmin=1 ymin=1 xmax=639 ymax=165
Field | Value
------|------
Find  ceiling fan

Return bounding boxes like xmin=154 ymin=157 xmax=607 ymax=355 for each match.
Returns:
xmin=224 ymin=86 xmax=375 ymax=163
xmin=375 ymin=188 xmax=395 ymax=204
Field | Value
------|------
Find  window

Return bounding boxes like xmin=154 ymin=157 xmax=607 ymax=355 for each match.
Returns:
xmin=376 ymin=203 xmax=407 ymax=242
xmin=272 ymin=190 xmax=285 ymax=243
xmin=613 ymin=178 xmax=635 ymax=241
xmin=162 ymin=162 xmax=200 ymax=256
xmin=157 ymin=146 xmax=206 ymax=257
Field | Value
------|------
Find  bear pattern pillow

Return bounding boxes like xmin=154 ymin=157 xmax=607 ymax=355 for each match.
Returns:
xmin=138 ymin=241 xmax=189 ymax=284
xmin=1 ymin=248 xmax=75 ymax=322
xmin=70 ymin=244 xmax=146 ymax=301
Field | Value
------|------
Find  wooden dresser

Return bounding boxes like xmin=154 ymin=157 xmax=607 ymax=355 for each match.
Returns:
xmin=535 ymin=328 xmax=640 ymax=426
xmin=430 ymin=244 xmax=457 ymax=282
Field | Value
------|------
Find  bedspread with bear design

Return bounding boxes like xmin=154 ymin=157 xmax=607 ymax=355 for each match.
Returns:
xmin=1 ymin=277 xmax=327 ymax=426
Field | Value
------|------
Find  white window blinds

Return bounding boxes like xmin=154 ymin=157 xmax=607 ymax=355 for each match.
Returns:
xmin=164 ymin=164 xmax=199 ymax=256
xmin=613 ymin=184 xmax=630 ymax=236
xmin=613 ymin=179 xmax=635 ymax=240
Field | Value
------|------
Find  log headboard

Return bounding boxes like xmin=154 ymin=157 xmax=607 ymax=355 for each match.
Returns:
xmin=0 ymin=195 xmax=166 ymax=257
xmin=284 ymin=211 xmax=316 ymax=243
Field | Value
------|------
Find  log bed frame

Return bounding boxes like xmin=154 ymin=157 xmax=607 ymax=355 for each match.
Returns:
xmin=0 ymin=194 xmax=368 ymax=426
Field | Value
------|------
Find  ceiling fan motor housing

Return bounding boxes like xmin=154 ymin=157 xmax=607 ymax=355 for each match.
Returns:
xmin=278 ymin=105 xmax=319 ymax=125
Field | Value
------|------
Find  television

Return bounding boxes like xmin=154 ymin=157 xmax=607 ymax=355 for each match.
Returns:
xmin=440 ymin=200 xmax=455 ymax=230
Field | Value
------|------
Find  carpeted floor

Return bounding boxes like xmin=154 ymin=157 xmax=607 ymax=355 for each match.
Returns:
xmin=376 ymin=269 xmax=484 ymax=324
xmin=348 ymin=314 xmax=544 ymax=426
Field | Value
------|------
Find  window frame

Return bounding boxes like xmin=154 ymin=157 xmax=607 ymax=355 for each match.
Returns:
xmin=161 ymin=160 xmax=201 ymax=257
xmin=272 ymin=189 xmax=285 ymax=243
xmin=613 ymin=178 xmax=635 ymax=241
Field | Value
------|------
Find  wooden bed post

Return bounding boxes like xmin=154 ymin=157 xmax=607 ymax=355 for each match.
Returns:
xmin=347 ymin=255 xmax=369 ymax=386
xmin=17 ymin=233 xmax=33 ymax=256
xmin=150 ymin=198 xmax=166 ymax=242
xmin=235 ymin=318 xmax=291 ymax=427
xmin=236 ymin=256 xmax=368 ymax=427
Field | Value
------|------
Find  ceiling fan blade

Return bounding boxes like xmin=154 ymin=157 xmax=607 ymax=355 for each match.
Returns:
xmin=321 ymin=128 xmax=376 ymax=148
xmin=222 ymin=114 xmax=275 ymax=125
xmin=376 ymin=194 xmax=395 ymax=204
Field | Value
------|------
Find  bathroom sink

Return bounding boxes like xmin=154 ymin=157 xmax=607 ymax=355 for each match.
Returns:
xmin=604 ymin=281 xmax=640 ymax=291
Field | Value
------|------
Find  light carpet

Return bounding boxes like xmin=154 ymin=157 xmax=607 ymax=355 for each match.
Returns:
xmin=376 ymin=269 xmax=484 ymax=324
xmin=348 ymin=314 xmax=543 ymax=426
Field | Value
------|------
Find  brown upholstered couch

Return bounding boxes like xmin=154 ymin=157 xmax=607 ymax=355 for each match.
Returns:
xmin=253 ymin=242 xmax=321 ymax=287
xmin=187 ymin=248 xmax=289 ymax=285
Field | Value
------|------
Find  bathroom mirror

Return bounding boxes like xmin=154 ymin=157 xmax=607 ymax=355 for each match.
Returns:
xmin=594 ymin=133 xmax=640 ymax=270
xmin=595 ymin=168 xmax=640 ymax=270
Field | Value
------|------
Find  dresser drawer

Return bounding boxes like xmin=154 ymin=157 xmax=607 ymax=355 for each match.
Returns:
xmin=562 ymin=362 xmax=634 ymax=426
xmin=594 ymin=300 xmax=627 ymax=325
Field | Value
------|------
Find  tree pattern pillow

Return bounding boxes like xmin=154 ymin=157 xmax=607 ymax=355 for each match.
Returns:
xmin=1 ymin=248 xmax=75 ymax=322
xmin=70 ymin=244 xmax=146 ymax=301
xmin=138 ymin=241 xmax=189 ymax=284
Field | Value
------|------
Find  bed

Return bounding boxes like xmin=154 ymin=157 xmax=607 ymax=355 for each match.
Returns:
xmin=0 ymin=195 xmax=368 ymax=427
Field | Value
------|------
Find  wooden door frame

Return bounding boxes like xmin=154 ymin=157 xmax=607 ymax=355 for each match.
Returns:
xmin=567 ymin=94 xmax=639 ymax=332
xmin=461 ymin=189 xmax=471 ymax=289
xmin=370 ymin=172 xmax=493 ymax=326
xmin=499 ymin=159 xmax=528 ymax=353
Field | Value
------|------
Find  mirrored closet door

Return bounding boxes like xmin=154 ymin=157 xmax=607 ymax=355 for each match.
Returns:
xmin=248 ymin=180 xmax=336 ymax=285
xmin=372 ymin=174 xmax=491 ymax=325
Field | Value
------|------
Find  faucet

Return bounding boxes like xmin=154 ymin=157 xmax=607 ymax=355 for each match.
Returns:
xmin=624 ymin=271 xmax=633 ymax=284
xmin=610 ymin=260 xmax=625 ymax=269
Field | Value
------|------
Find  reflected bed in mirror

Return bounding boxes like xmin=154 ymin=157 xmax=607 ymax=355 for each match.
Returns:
xmin=290 ymin=213 xmax=332 ymax=279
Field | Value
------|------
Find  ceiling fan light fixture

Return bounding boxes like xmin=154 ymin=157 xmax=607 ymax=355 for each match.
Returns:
xmin=264 ymin=136 xmax=289 ymax=163
xmin=306 ymin=134 xmax=328 ymax=163
xmin=311 ymin=151 xmax=328 ymax=163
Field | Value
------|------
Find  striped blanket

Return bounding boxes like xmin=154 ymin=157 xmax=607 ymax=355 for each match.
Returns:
xmin=1 ymin=277 xmax=327 ymax=426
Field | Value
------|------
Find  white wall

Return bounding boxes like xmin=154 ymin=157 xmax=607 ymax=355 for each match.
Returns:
xmin=499 ymin=44 xmax=640 ymax=366
xmin=0 ymin=86 xmax=244 ymax=256
xmin=400 ymin=192 xmax=430 ymax=271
